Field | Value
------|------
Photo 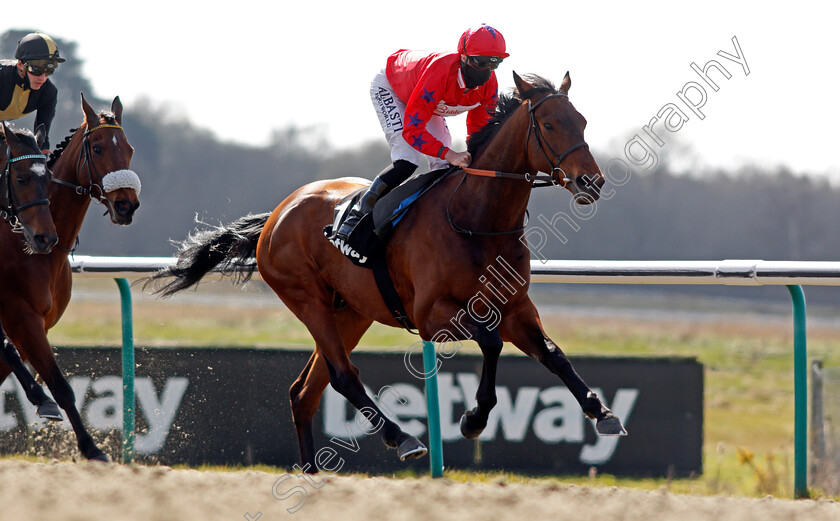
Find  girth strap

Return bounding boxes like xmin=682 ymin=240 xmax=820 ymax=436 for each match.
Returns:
xmin=370 ymin=255 xmax=417 ymax=334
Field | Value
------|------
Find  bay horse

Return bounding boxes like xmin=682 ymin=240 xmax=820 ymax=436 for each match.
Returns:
xmin=148 ymin=72 xmax=626 ymax=470
xmin=0 ymin=94 xmax=141 ymax=461
xmin=0 ymin=122 xmax=61 ymax=421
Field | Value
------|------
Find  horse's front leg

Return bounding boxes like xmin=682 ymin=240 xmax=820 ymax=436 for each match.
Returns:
xmin=0 ymin=319 xmax=62 ymax=421
xmin=501 ymin=300 xmax=627 ymax=436
xmin=459 ymin=325 xmax=503 ymax=439
xmin=3 ymin=310 xmax=108 ymax=461
xmin=422 ymin=298 xmax=502 ymax=440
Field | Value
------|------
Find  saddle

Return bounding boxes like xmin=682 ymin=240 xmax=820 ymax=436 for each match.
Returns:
xmin=323 ymin=166 xmax=454 ymax=332
xmin=323 ymin=166 xmax=453 ymax=267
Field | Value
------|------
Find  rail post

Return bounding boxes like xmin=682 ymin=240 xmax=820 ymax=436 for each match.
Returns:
xmin=787 ymin=284 xmax=808 ymax=498
xmin=422 ymin=340 xmax=444 ymax=477
xmin=116 ymin=278 xmax=135 ymax=464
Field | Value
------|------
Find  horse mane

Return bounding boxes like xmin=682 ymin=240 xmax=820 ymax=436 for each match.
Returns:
xmin=47 ymin=111 xmax=117 ymax=168
xmin=467 ymin=74 xmax=558 ymax=156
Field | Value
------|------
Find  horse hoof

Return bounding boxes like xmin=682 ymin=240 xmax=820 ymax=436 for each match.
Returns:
xmin=596 ymin=416 xmax=628 ymax=436
xmin=86 ymin=450 xmax=110 ymax=462
xmin=37 ymin=401 xmax=63 ymax=422
xmin=459 ymin=412 xmax=485 ymax=440
xmin=398 ymin=437 xmax=427 ymax=461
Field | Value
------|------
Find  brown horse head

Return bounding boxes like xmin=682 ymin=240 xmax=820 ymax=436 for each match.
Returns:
xmin=0 ymin=123 xmax=58 ymax=253
xmin=514 ymin=71 xmax=605 ymax=203
xmin=79 ymin=93 xmax=140 ymax=224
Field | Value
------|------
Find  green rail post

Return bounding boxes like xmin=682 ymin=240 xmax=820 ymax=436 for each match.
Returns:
xmin=787 ymin=285 xmax=808 ymax=498
xmin=116 ymin=278 xmax=135 ymax=464
xmin=422 ymin=340 xmax=444 ymax=477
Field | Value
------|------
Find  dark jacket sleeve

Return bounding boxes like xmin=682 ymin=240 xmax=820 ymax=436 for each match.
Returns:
xmin=33 ymin=82 xmax=58 ymax=150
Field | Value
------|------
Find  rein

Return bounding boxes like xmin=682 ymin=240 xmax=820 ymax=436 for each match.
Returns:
xmin=0 ymin=148 xmax=50 ymax=233
xmin=447 ymin=93 xmax=589 ymax=236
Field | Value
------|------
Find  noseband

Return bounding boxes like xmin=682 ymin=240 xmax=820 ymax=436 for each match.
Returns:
xmin=0 ymin=148 xmax=50 ymax=233
xmin=51 ymin=123 xmax=141 ymax=203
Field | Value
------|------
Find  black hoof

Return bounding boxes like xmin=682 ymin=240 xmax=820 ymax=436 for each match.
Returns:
xmin=459 ymin=410 xmax=486 ymax=440
xmin=596 ymin=416 xmax=628 ymax=436
xmin=398 ymin=437 xmax=427 ymax=461
xmin=37 ymin=401 xmax=63 ymax=422
xmin=84 ymin=447 xmax=109 ymax=462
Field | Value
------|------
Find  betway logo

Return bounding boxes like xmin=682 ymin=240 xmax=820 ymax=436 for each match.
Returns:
xmin=323 ymin=372 xmax=638 ymax=465
xmin=0 ymin=376 xmax=188 ymax=455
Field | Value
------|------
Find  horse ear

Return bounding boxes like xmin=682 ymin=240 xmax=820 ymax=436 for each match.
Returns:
xmin=2 ymin=122 xmax=19 ymax=147
xmin=0 ymin=121 xmax=7 ymax=141
xmin=559 ymin=71 xmax=571 ymax=95
xmin=111 ymin=96 xmax=123 ymax=125
xmin=34 ymin=124 xmax=47 ymax=150
xmin=513 ymin=71 xmax=534 ymax=95
xmin=80 ymin=93 xmax=99 ymax=128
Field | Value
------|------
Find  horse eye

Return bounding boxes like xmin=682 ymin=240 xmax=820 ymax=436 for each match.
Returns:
xmin=16 ymin=174 xmax=29 ymax=185
xmin=543 ymin=122 xmax=554 ymax=131
xmin=92 ymin=145 xmax=103 ymax=154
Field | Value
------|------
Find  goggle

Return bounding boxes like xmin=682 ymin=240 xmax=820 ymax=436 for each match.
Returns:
xmin=23 ymin=61 xmax=57 ymax=77
xmin=466 ymin=55 xmax=503 ymax=71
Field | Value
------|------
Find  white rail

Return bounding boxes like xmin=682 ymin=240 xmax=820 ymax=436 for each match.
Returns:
xmin=69 ymin=256 xmax=840 ymax=286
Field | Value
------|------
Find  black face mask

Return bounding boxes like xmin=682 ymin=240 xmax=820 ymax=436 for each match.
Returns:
xmin=461 ymin=63 xmax=492 ymax=89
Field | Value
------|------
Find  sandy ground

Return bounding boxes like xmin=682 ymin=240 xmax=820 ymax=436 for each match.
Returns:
xmin=2 ymin=460 xmax=839 ymax=521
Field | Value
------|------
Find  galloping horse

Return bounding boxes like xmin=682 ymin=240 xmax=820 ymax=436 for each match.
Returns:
xmin=0 ymin=123 xmax=61 ymax=421
xmin=149 ymin=72 xmax=626 ymax=470
xmin=0 ymin=94 xmax=141 ymax=461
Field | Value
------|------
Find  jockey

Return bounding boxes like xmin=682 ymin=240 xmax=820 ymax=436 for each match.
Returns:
xmin=0 ymin=32 xmax=65 ymax=154
xmin=334 ymin=24 xmax=508 ymax=241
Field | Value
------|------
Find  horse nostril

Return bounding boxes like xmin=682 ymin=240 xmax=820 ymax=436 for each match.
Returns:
xmin=34 ymin=234 xmax=58 ymax=250
xmin=115 ymin=200 xmax=138 ymax=215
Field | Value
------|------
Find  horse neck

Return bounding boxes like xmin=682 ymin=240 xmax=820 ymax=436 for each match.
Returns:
xmin=48 ymin=128 xmax=92 ymax=246
xmin=454 ymin=109 xmax=535 ymax=231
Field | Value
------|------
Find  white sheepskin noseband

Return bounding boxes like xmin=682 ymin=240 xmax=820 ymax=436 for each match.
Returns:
xmin=101 ymin=169 xmax=141 ymax=194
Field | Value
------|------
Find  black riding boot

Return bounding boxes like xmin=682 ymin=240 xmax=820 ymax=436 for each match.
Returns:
xmin=335 ymin=177 xmax=390 ymax=240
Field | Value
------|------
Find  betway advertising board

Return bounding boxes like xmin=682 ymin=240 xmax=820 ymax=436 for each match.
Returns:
xmin=0 ymin=348 xmax=702 ymax=476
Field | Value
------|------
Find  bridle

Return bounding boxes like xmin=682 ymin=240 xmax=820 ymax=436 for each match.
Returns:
xmin=50 ymin=123 xmax=141 ymax=205
xmin=448 ymin=92 xmax=589 ymax=236
xmin=0 ymin=147 xmax=50 ymax=233
xmin=526 ymin=93 xmax=589 ymax=191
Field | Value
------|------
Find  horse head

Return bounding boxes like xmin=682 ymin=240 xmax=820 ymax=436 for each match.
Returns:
xmin=515 ymin=71 xmax=605 ymax=203
xmin=0 ymin=123 xmax=58 ymax=253
xmin=79 ymin=93 xmax=141 ymax=224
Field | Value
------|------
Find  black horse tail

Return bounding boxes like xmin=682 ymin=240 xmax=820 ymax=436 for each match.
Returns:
xmin=144 ymin=212 xmax=271 ymax=297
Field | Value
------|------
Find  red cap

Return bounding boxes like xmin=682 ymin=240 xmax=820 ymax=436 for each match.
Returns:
xmin=458 ymin=24 xmax=509 ymax=58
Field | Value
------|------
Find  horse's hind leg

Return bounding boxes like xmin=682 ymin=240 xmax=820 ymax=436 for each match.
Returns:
xmin=3 ymin=315 xmax=108 ymax=461
xmin=502 ymin=302 xmax=627 ymax=436
xmin=0 ymin=320 xmax=62 ymax=421
xmin=290 ymin=307 xmax=374 ymax=471
xmin=291 ymin=303 xmax=426 ymax=462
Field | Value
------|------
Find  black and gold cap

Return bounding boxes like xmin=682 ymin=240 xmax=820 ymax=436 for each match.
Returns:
xmin=15 ymin=32 xmax=66 ymax=63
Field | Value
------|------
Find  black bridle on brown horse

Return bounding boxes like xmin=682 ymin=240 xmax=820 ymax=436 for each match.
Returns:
xmin=50 ymin=124 xmax=121 ymax=201
xmin=447 ymin=93 xmax=589 ymax=236
xmin=0 ymin=149 xmax=50 ymax=232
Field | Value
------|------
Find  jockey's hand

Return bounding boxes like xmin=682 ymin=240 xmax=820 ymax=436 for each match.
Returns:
xmin=445 ymin=149 xmax=472 ymax=168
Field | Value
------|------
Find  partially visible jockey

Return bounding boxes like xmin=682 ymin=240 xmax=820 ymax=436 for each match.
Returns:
xmin=334 ymin=23 xmax=508 ymax=241
xmin=0 ymin=32 xmax=65 ymax=154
